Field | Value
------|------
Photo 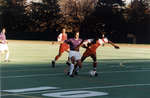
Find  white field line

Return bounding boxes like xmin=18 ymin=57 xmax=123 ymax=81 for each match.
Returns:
xmin=1 ymin=83 xmax=150 ymax=97
xmin=3 ymin=87 xmax=59 ymax=93
xmin=1 ymin=69 xmax=150 ymax=79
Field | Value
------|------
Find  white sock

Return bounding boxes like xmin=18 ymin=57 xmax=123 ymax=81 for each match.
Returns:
xmin=75 ymin=66 xmax=79 ymax=72
xmin=0 ymin=52 xmax=2 ymax=60
xmin=69 ymin=63 xmax=74 ymax=75
xmin=5 ymin=51 xmax=9 ymax=60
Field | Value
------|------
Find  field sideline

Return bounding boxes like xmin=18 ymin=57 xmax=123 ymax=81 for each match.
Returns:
xmin=0 ymin=40 xmax=150 ymax=98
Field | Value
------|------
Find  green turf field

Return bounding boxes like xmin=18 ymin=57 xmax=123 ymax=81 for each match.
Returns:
xmin=1 ymin=40 xmax=150 ymax=98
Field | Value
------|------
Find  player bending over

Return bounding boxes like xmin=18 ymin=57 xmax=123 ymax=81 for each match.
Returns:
xmin=81 ymin=37 xmax=120 ymax=76
xmin=64 ymin=31 xmax=84 ymax=77
xmin=51 ymin=28 xmax=69 ymax=68
xmin=0 ymin=28 xmax=10 ymax=62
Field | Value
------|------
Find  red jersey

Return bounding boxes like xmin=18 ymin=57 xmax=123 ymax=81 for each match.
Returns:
xmin=87 ymin=38 xmax=109 ymax=52
xmin=57 ymin=33 xmax=67 ymax=41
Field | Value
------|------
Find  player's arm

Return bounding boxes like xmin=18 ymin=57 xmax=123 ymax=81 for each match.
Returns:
xmin=82 ymin=39 xmax=93 ymax=48
xmin=108 ymin=41 xmax=120 ymax=49
xmin=57 ymin=34 xmax=64 ymax=44
xmin=75 ymin=40 xmax=85 ymax=51
xmin=64 ymin=39 xmax=70 ymax=44
xmin=0 ymin=40 xmax=2 ymax=43
xmin=0 ymin=40 xmax=6 ymax=44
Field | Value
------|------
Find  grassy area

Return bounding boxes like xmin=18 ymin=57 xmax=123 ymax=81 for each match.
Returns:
xmin=1 ymin=40 xmax=150 ymax=98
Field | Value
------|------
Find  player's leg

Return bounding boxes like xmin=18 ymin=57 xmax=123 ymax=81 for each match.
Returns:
xmin=73 ymin=51 xmax=82 ymax=75
xmin=2 ymin=44 xmax=9 ymax=62
xmin=81 ymin=50 xmax=90 ymax=62
xmin=68 ymin=56 xmax=75 ymax=77
xmin=81 ymin=55 xmax=87 ymax=63
xmin=4 ymin=49 xmax=9 ymax=62
xmin=90 ymin=53 xmax=98 ymax=76
xmin=0 ymin=52 xmax=1 ymax=61
xmin=74 ymin=52 xmax=88 ymax=75
xmin=76 ymin=54 xmax=85 ymax=74
xmin=66 ymin=57 xmax=71 ymax=66
xmin=63 ymin=44 xmax=70 ymax=65
xmin=55 ymin=51 xmax=63 ymax=61
xmin=51 ymin=44 xmax=64 ymax=68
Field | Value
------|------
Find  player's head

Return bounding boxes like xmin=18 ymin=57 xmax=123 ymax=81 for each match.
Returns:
xmin=1 ymin=28 xmax=6 ymax=34
xmin=74 ymin=31 xmax=80 ymax=39
xmin=61 ymin=27 xmax=66 ymax=34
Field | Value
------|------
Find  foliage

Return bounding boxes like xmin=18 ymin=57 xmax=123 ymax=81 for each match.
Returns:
xmin=0 ymin=0 xmax=60 ymax=33
xmin=57 ymin=0 xmax=98 ymax=31
xmin=125 ymin=0 xmax=150 ymax=43
xmin=24 ymin=0 xmax=60 ymax=32
xmin=80 ymin=0 xmax=127 ymax=40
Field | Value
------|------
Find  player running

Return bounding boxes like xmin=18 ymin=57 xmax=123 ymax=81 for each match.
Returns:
xmin=64 ymin=31 xmax=83 ymax=77
xmin=81 ymin=37 xmax=120 ymax=76
xmin=51 ymin=28 xmax=69 ymax=68
xmin=0 ymin=28 xmax=10 ymax=62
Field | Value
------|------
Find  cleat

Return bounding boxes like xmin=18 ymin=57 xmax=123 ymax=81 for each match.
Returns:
xmin=67 ymin=72 xmax=70 ymax=75
xmin=4 ymin=60 xmax=10 ymax=62
xmin=74 ymin=71 xmax=78 ymax=75
xmin=69 ymin=74 xmax=74 ymax=77
xmin=51 ymin=60 xmax=55 ymax=68
xmin=95 ymin=73 xmax=98 ymax=77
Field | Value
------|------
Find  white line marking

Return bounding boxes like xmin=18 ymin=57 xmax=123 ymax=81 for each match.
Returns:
xmin=3 ymin=87 xmax=59 ymax=93
xmin=43 ymin=91 xmax=108 ymax=97
xmin=1 ymin=83 xmax=150 ymax=96
xmin=1 ymin=69 xmax=150 ymax=79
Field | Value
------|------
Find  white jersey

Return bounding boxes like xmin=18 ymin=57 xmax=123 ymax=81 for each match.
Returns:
xmin=83 ymin=38 xmax=109 ymax=46
xmin=57 ymin=33 xmax=67 ymax=42
xmin=98 ymin=38 xmax=109 ymax=45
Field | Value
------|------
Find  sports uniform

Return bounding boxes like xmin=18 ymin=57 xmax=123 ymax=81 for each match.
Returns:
xmin=82 ymin=38 xmax=108 ymax=60
xmin=0 ymin=28 xmax=9 ymax=62
xmin=65 ymin=38 xmax=82 ymax=61
xmin=64 ymin=31 xmax=83 ymax=77
xmin=52 ymin=31 xmax=69 ymax=68
xmin=0 ymin=33 xmax=8 ymax=51
xmin=81 ymin=37 xmax=119 ymax=76
xmin=56 ymin=33 xmax=69 ymax=58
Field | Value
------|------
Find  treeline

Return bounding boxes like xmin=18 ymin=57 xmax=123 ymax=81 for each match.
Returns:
xmin=0 ymin=0 xmax=150 ymax=43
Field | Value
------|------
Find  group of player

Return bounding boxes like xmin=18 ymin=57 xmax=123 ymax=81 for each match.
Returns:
xmin=0 ymin=27 xmax=119 ymax=77
xmin=51 ymin=27 xmax=120 ymax=77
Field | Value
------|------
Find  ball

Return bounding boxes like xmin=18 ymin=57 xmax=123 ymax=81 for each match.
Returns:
xmin=89 ymin=70 xmax=96 ymax=77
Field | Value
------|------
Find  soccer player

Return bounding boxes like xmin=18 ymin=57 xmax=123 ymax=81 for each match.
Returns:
xmin=51 ymin=28 xmax=69 ymax=68
xmin=0 ymin=28 xmax=10 ymax=62
xmin=81 ymin=37 xmax=120 ymax=76
xmin=64 ymin=31 xmax=83 ymax=77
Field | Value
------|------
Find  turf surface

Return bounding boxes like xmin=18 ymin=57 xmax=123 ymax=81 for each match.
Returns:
xmin=0 ymin=40 xmax=150 ymax=98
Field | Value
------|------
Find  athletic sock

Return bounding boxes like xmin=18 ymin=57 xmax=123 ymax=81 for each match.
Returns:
xmin=75 ymin=66 xmax=79 ymax=72
xmin=69 ymin=63 xmax=74 ymax=75
xmin=93 ymin=67 xmax=96 ymax=71
xmin=5 ymin=51 xmax=9 ymax=60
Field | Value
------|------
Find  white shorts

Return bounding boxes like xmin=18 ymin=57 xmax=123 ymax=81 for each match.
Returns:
xmin=0 ymin=44 xmax=8 ymax=51
xmin=69 ymin=50 xmax=81 ymax=61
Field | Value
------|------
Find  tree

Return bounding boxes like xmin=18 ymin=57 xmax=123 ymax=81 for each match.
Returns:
xmin=58 ymin=0 xmax=98 ymax=31
xmin=126 ymin=0 xmax=150 ymax=43
xmin=23 ymin=0 xmax=60 ymax=32
xmin=80 ymin=0 xmax=127 ymax=41
xmin=0 ymin=0 xmax=28 ymax=32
